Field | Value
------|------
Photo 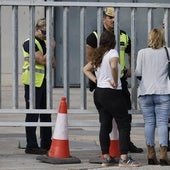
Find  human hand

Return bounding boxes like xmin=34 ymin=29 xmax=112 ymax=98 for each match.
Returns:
xmin=109 ymin=80 xmax=118 ymax=89
xmin=125 ymin=68 xmax=131 ymax=77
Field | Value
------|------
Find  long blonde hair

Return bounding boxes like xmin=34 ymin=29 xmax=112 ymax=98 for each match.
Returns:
xmin=148 ymin=28 xmax=165 ymax=49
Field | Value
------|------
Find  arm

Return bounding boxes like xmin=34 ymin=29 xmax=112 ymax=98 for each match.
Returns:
xmin=35 ymin=51 xmax=46 ymax=65
xmin=35 ymin=39 xmax=56 ymax=68
xmin=135 ymin=50 xmax=142 ymax=79
xmin=83 ymin=62 xmax=97 ymax=83
xmin=86 ymin=31 xmax=97 ymax=63
xmin=23 ymin=40 xmax=46 ymax=65
xmin=110 ymin=57 xmax=119 ymax=88
xmin=35 ymin=51 xmax=56 ymax=69
xmin=86 ymin=44 xmax=95 ymax=63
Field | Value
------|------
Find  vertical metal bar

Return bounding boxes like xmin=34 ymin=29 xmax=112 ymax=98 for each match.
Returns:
xmin=80 ymin=7 xmax=86 ymax=109
xmin=63 ymin=7 xmax=69 ymax=107
xmin=114 ymin=7 xmax=120 ymax=52
xmin=148 ymin=8 xmax=153 ymax=34
xmin=12 ymin=6 xmax=18 ymax=109
xmin=97 ymin=7 xmax=102 ymax=46
xmin=131 ymin=8 xmax=137 ymax=109
xmin=29 ymin=6 xmax=35 ymax=109
xmin=164 ymin=9 xmax=169 ymax=46
xmin=0 ymin=6 xmax=1 ymax=108
xmin=46 ymin=6 xmax=53 ymax=109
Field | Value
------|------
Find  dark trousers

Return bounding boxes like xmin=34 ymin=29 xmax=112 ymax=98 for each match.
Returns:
xmin=24 ymin=79 xmax=52 ymax=149
xmin=121 ymin=77 xmax=132 ymax=146
xmin=93 ymin=88 xmax=131 ymax=155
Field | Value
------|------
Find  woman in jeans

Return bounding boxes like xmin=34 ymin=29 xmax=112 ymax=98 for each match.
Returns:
xmin=135 ymin=28 xmax=170 ymax=165
xmin=83 ymin=30 xmax=141 ymax=167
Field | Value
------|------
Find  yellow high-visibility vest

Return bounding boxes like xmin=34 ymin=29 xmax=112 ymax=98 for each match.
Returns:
xmin=93 ymin=31 xmax=129 ymax=77
xmin=21 ymin=39 xmax=45 ymax=87
xmin=119 ymin=32 xmax=129 ymax=77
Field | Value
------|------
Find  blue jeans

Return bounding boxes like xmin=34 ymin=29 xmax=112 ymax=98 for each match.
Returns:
xmin=139 ymin=94 xmax=170 ymax=147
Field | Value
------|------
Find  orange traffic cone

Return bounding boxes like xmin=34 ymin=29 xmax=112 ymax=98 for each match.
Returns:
xmin=109 ymin=118 xmax=120 ymax=158
xmin=89 ymin=118 xmax=120 ymax=164
xmin=48 ymin=97 xmax=70 ymax=158
xmin=37 ymin=97 xmax=81 ymax=164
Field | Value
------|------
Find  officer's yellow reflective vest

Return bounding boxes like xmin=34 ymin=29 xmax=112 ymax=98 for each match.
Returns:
xmin=93 ymin=31 xmax=129 ymax=77
xmin=119 ymin=31 xmax=129 ymax=77
xmin=21 ymin=39 xmax=45 ymax=87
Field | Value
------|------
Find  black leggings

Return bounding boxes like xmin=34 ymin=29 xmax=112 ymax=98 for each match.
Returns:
xmin=93 ymin=88 xmax=131 ymax=155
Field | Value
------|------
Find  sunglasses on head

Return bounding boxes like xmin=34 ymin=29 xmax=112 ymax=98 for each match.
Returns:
xmin=40 ymin=29 xmax=46 ymax=35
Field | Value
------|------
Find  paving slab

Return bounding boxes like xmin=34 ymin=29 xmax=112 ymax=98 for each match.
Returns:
xmin=0 ymin=87 xmax=170 ymax=169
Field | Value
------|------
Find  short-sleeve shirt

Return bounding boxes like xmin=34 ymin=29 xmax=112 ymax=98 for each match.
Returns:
xmin=95 ymin=49 xmax=122 ymax=89
xmin=86 ymin=29 xmax=131 ymax=54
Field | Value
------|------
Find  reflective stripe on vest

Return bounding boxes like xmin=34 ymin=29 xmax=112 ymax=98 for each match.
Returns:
xmin=22 ymin=67 xmax=45 ymax=74
xmin=93 ymin=31 xmax=98 ymax=39
xmin=119 ymin=32 xmax=128 ymax=77
xmin=21 ymin=38 xmax=45 ymax=87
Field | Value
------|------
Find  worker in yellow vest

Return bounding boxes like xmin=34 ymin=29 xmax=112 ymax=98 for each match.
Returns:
xmin=22 ymin=18 xmax=56 ymax=154
xmin=86 ymin=7 xmax=143 ymax=154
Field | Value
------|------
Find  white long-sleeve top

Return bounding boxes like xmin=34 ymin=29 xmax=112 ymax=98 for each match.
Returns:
xmin=95 ymin=49 xmax=122 ymax=89
xmin=135 ymin=47 xmax=170 ymax=96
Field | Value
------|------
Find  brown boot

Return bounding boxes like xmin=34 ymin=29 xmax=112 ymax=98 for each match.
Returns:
xmin=160 ymin=146 xmax=170 ymax=166
xmin=147 ymin=145 xmax=159 ymax=165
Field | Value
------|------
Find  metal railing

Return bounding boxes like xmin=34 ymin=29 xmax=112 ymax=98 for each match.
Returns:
xmin=0 ymin=1 xmax=170 ymax=127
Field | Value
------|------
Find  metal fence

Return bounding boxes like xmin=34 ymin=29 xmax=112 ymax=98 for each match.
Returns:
xmin=0 ymin=0 xmax=170 ymax=127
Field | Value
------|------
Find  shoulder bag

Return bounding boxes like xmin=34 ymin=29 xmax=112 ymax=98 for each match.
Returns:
xmin=164 ymin=47 xmax=170 ymax=79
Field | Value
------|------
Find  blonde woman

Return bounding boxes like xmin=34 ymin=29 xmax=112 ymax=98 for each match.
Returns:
xmin=135 ymin=28 xmax=170 ymax=165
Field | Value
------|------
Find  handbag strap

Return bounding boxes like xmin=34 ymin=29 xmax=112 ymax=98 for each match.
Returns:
xmin=165 ymin=47 xmax=170 ymax=61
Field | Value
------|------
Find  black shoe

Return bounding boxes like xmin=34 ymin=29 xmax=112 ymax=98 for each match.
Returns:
xmin=129 ymin=142 xmax=143 ymax=153
xmin=25 ymin=147 xmax=47 ymax=155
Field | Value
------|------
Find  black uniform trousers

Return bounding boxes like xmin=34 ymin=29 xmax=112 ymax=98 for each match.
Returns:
xmin=24 ymin=78 xmax=52 ymax=149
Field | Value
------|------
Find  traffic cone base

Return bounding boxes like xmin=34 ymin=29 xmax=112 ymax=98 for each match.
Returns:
xmin=37 ymin=97 xmax=81 ymax=164
xmin=37 ymin=155 xmax=81 ymax=164
xmin=48 ymin=139 xmax=70 ymax=158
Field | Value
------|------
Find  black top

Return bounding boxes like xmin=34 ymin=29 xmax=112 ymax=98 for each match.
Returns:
xmin=86 ymin=29 xmax=131 ymax=54
xmin=23 ymin=37 xmax=46 ymax=55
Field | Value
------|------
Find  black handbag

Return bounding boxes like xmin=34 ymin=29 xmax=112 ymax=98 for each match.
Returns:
xmin=164 ymin=47 xmax=170 ymax=79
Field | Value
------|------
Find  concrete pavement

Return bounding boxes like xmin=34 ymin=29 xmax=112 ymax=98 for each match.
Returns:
xmin=0 ymin=87 xmax=170 ymax=170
